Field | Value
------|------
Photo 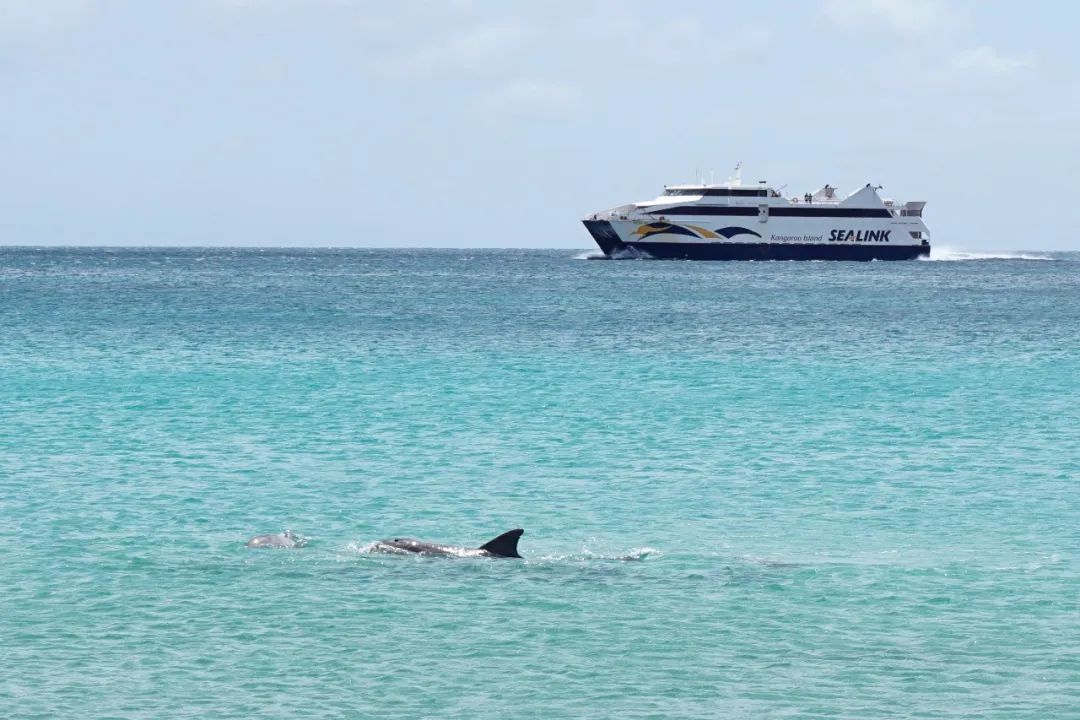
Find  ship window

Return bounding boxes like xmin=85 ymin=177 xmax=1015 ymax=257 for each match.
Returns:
xmin=663 ymin=188 xmax=769 ymax=197
xmin=702 ymin=188 xmax=769 ymax=197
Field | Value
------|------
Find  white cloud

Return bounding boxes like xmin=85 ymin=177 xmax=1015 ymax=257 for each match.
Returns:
xmin=211 ymin=0 xmax=355 ymax=6
xmin=568 ymin=4 xmax=771 ymax=68
xmin=391 ymin=21 xmax=529 ymax=76
xmin=638 ymin=18 xmax=771 ymax=65
xmin=948 ymin=45 xmax=1035 ymax=77
xmin=0 ymin=0 xmax=91 ymax=34
xmin=474 ymin=78 xmax=582 ymax=116
xmin=820 ymin=0 xmax=959 ymax=35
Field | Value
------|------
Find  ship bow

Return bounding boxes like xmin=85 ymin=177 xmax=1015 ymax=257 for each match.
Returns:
xmin=582 ymin=220 xmax=625 ymax=256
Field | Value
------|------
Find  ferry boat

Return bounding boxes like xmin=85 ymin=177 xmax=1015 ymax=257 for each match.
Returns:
xmin=582 ymin=169 xmax=930 ymax=261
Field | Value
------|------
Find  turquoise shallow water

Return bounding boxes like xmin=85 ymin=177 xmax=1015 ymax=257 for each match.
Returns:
xmin=2 ymin=248 xmax=1078 ymax=719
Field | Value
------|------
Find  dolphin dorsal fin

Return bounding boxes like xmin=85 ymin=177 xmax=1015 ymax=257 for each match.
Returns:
xmin=479 ymin=529 xmax=524 ymax=558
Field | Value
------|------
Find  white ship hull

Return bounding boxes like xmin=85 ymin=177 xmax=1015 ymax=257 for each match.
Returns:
xmin=584 ymin=215 xmax=929 ymax=261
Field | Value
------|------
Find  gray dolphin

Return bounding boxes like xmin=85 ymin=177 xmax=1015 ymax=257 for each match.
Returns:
xmin=372 ymin=528 xmax=524 ymax=558
xmin=246 ymin=530 xmax=307 ymax=549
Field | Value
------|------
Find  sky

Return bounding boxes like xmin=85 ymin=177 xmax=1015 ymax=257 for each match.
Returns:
xmin=1 ymin=0 xmax=1077 ymax=250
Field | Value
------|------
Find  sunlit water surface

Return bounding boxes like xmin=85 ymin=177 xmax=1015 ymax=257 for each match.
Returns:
xmin=2 ymin=248 xmax=1078 ymax=719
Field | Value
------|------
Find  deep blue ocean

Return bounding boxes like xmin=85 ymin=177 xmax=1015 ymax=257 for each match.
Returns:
xmin=2 ymin=248 xmax=1078 ymax=719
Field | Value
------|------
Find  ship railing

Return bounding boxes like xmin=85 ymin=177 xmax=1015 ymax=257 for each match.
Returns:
xmin=585 ymin=204 xmax=636 ymax=221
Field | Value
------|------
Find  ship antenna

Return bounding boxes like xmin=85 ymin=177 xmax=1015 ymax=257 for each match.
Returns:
xmin=730 ymin=162 xmax=742 ymax=187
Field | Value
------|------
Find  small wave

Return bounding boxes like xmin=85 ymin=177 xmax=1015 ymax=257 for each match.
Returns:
xmin=742 ymin=555 xmax=803 ymax=569
xmin=347 ymin=541 xmax=380 ymax=554
xmin=572 ymin=247 xmax=652 ymax=260
xmin=923 ymin=247 xmax=1053 ymax=261
xmin=610 ymin=246 xmax=654 ymax=260
xmin=534 ymin=547 xmax=662 ymax=563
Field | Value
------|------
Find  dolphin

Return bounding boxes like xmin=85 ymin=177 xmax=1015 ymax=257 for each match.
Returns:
xmin=246 ymin=530 xmax=307 ymax=549
xmin=372 ymin=528 xmax=524 ymax=559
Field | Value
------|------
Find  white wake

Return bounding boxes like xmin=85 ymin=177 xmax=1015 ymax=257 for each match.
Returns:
xmin=924 ymin=246 xmax=1053 ymax=261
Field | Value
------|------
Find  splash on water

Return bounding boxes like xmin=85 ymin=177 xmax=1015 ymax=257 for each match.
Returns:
xmin=534 ymin=546 xmax=662 ymax=563
xmin=573 ymin=246 xmax=654 ymax=260
xmin=924 ymin=246 xmax=1053 ymax=261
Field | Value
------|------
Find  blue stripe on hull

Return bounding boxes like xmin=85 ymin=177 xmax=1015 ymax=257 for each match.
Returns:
xmin=582 ymin=221 xmax=929 ymax=261
xmin=625 ymin=241 xmax=929 ymax=261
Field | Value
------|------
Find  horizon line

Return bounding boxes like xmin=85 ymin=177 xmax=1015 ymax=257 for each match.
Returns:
xmin=0 ymin=245 xmax=1072 ymax=254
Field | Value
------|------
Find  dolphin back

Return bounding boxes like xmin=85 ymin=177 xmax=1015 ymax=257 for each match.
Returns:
xmin=245 ymin=530 xmax=306 ymax=549
xmin=478 ymin=529 xmax=524 ymax=558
